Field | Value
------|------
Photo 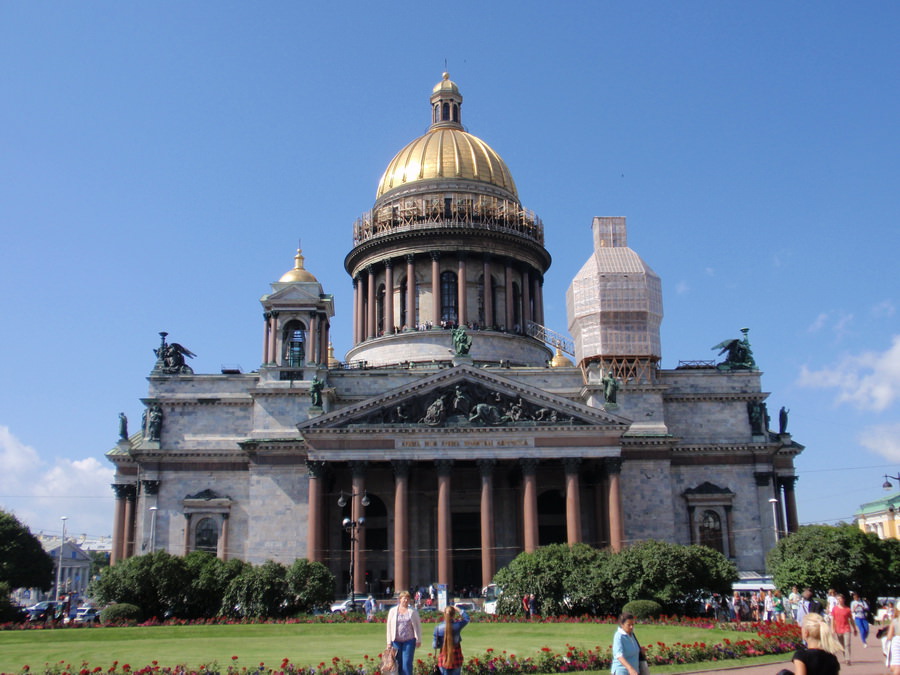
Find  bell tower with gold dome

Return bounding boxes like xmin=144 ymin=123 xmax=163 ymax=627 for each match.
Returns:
xmin=344 ymin=73 xmax=552 ymax=367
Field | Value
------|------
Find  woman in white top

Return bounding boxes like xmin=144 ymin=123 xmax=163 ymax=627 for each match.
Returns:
xmin=386 ymin=591 xmax=422 ymax=675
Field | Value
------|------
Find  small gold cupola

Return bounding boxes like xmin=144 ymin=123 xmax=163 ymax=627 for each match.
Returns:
xmin=430 ymin=72 xmax=463 ymax=130
xmin=279 ymin=247 xmax=318 ymax=283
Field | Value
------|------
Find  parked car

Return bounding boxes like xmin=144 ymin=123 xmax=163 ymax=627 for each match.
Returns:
xmin=330 ymin=598 xmax=366 ymax=614
xmin=453 ymin=602 xmax=477 ymax=612
xmin=73 ymin=607 xmax=101 ymax=624
xmin=25 ymin=601 xmax=59 ymax=622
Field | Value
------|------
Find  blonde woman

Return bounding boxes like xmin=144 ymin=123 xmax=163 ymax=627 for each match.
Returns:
xmin=387 ymin=591 xmax=422 ymax=675
xmin=432 ymin=604 xmax=470 ymax=675
xmin=885 ymin=599 xmax=900 ymax=675
xmin=792 ymin=612 xmax=842 ymax=675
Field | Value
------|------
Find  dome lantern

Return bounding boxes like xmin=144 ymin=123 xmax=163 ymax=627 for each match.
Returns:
xmin=430 ymin=72 xmax=463 ymax=130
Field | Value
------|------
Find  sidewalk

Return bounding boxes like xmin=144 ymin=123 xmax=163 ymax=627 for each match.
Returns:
xmin=690 ymin=642 xmax=885 ymax=674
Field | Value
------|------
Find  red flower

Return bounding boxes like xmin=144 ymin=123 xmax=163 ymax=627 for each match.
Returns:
xmin=232 ymin=656 xmax=239 ymax=661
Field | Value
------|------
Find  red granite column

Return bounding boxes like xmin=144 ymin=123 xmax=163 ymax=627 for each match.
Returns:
xmin=352 ymin=278 xmax=360 ymax=344
xmin=504 ymin=260 xmax=514 ymax=331
xmin=457 ymin=255 xmax=467 ymax=325
xmin=392 ymin=461 xmax=410 ymax=594
xmin=405 ymin=255 xmax=416 ymax=330
xmin=564 ymin=458 xmax=582 ymax=544
xmin=384 ymin=259 xmax=394 ymax=335
xmin=478 ymin=460 xmax=496 ymax=588
xmin=431 ymin=253 xmax=441 ymax=325
xmin=534 ymin=275 xmax=544 ymax=326
xmin=183 ymin=513 xmax=192 ymax=555
xmin=268 ymin=311 xmax=278 ymax=365
xmin=308 ymin=311 xmax=318 ymax=365
xmin=111 ymin=484 xmax=127 ymax=565
xmin=521 ymin=268 xmax=532 ymax=326
xmin=606 ymin=458 xmax=623 ymax=552
xmin=306 ymin=461 xmax=325 ymax=562
xmin=521 ymin=459 xmax=539 ymax=552
xmin=436 ymin=460 xmax=453 ymax=588
xmin=482 ymin=256 xmax=494 ymax=328
xmin=262 ymin=312 xmax=271 ymax=364
xmin=780 ymin=477 xmax=800 ymax=533
xmin=725 ymin=506 xmax=736 ymax=557
xmin=366 ymin=267 xmax=376 ymax=340
xmin=351 ymin=464 xmax=367 ymax=594
xmin=123 ymin=486 xmax=136 ymax=558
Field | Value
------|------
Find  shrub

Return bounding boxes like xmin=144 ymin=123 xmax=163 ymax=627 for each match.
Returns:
xmin=622 ymin=599 xmax=661 ymax=619
xmin=101 ymin=602 xmax=142 ymax=623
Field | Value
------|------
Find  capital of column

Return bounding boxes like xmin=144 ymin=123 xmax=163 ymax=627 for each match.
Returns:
xmin=563 ymin=457 xmax=582 ymax=473
xmin=430 ymin=251 xmax=441 ymax=262
xmin=391 ymin=459 xmax=411 ymax=478
xmin=141 ymin=479 xmax=160 ymax=496
xmin=435 ymin=459 xmax=454 ymax=475
xmin=350 ymin=460 xmax=368 ymax=478
xmin=754 ymin=471 xmax=773 ymax=487
xmin=777 ymin=475 xmax=799 ymax=490
xmin=520 ymin=458 xmax=539 ymax=475
xmin=384 ymin=258 xmax=393 ymax=269
xmin=112 ymin=483 xmax=132 ymax=499
xmin=406 ymin=254 xmax=415 ymax=265
xmin=306 ymin=460 xmax=328 ymax=479
xmin=477 ymin=458 xmax=496 ymax=476
xmin=603 ymin=457 xmax=622 ymax=475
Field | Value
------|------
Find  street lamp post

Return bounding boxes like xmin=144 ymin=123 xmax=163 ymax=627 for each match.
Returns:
xmin=55 ymin=516 xmax=68 ymax=603
xmin=338 ymin=491 xmax=370 ymax=604
xmin=883 ymin=474 xmax=900 ymax=490
xmin=768 ymin=498 xmax=780 ymax=543
xmin=149 ymin=506 xmax=158 ymax=552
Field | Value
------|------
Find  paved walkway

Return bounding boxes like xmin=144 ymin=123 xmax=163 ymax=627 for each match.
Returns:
xmin=690 ymin=642 xmax=886 ymax=674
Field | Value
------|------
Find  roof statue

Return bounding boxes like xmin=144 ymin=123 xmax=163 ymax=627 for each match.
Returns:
xmin=152 ymin=331 xmax=196 ymax=375
xmin=712 ymin=327 xmax=756 ymax=371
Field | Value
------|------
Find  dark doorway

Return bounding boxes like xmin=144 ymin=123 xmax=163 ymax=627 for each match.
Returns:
xmin=538 ymin=490 xmax=566 ymax=545
xmin=452 ymin=512 xmax=481 ymax=595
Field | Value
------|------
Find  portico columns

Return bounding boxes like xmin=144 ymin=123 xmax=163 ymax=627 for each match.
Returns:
xmin=779 ymin=476 xmax=800 ymax=533
xmin=564 ymin=458 xmax=582 ymax=544
xmin=219 ymin=514 xmax=229 ymax=561
xmin=123 ymin=485 xmax=136 ymax=558
xmin=478 ymin=459 xmax=496 ymax=588
xmin=267 ymin=311 xmax=278 ymax=364
xmin=436 ymin=459 xmax=453 ymax=589
xmin=384 ymin=259 xmax=394 ymax=335
xmin=111 ymin=484 xmax=129 ymax=564
xmin=521 ymin=459 xmax=539 ymax=552
xmin=352 ymin=278 xmax=360 ymax=344
xmin=308 ymin=311 xmax=319 ymax=364
xmin=521 ymin=268 xmax=531 ymax=325
xmin=606 ymin=458 xmax=623 ymax=552
xmin=351 ymin=462 xmax=367 ymax=595
xmin=392 ymin=461 xmax=410 ymax=594
xmin=306 ymin=461 xmax=326 ymax=562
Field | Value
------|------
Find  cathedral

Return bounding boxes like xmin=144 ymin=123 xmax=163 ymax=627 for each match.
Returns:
xmin=107 ymin=74 xmax=803 ymax=596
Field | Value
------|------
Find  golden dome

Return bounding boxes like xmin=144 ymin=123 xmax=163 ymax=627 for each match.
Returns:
xmin=375 ymin=74 xmax=518 ymax=200
xmin=279 ymin=247 xmax=318 ymax=283
xmin=550 ymin=348 xmax=575 ymax=368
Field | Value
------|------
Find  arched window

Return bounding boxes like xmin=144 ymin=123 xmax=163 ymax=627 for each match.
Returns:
xmin=195 ymin=517 xmax=218 ymax=554
xmin=452 ymin=104 xmax=459 ymax=122
xmin=442 ymin=102 xmax=450 ymax=121
xmin=699 ymin=510 xmax=723 ymax=552
xmin=440 ymin=271 xmax=458 ymax=324
xmin=282 ymin=320 xmax=307 ymax=367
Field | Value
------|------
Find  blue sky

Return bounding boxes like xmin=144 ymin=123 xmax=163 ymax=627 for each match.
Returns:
xmin=1 ymin=2 xmax=898 ymax=546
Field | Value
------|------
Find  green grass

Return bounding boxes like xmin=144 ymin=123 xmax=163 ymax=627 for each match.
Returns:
xmin=0 ymin=621 xmax=790 ymax=674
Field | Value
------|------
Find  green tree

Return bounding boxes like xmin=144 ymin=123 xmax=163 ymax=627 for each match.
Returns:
xmin=0 ymin=510 xmax=54 ymax=591
xmin=222 ymin=560 xmax=290 ymax=618
xmin=493 ymin=543 xmax=610 ymax=616
xmin=767 ymin=524 xmax=895 ymax=599
xmin=286 ymin=558 xmax=335 ymax=613
xmin=88 ymin=550 xmax=190 ymax=619
xmin=180 ymin=551 xmax=248 ymax=619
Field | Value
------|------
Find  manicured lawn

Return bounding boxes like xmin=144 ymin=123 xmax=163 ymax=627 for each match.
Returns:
xmin=0 ymin=621 xmax=788 ymax=674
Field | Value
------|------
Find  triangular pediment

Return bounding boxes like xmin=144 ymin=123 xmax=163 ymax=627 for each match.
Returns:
xmin=298 ymin=364 xmax=629 ymax=432
xmin=261 ymin=284 xmax=326 ymax=306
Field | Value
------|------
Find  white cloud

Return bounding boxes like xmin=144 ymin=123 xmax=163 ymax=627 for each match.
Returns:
xmin=859 ymin=423 xmax=900 ymax=462
xmin=0 ymin=425 xmax=114 ymax=537
xmin=797 ymin=334 xmax=900 ymax=412
xmin=872 ymin=300 xmax=896 ymax=319
xmin=808 ymin=313 xmax=829 ymax=332
xmin=675 ymin=280 xmax=690 ymax=295
xmin=806 ymin=310 xmax=855 ymax=338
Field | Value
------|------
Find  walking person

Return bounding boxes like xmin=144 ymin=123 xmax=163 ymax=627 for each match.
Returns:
xmin=792 ymin=612 xmax=843 ymax=675
xmin=884 ymin=599 xmax=900 ymax=674
xmin=830 ymin=593 xmax=856 ymax=665
xmin=611 ymin=612 xmax=643 ymax=675
xmin=387 ymin=591 xmax=422 ymax=675
xmin=850 ymin=591 xmax=870 ymax=648
xmin=432 ymin=604 xmax=470 ymax=675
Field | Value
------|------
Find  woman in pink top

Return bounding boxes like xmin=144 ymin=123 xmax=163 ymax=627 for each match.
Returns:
xmin=830 ymin=593 xmax=856 ymax=665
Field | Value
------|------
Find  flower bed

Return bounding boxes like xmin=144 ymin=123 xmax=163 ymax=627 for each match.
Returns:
xmin=11 ymin=619 xmax=801 ymax=675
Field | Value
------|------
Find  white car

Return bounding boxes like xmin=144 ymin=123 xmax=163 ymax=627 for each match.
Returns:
xmin=330 ymin=598 xmax=366 ymax=614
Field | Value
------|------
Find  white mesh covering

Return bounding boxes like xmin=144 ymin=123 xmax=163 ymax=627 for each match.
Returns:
xmin=566 ymin=217 xmax=663 ymax=366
